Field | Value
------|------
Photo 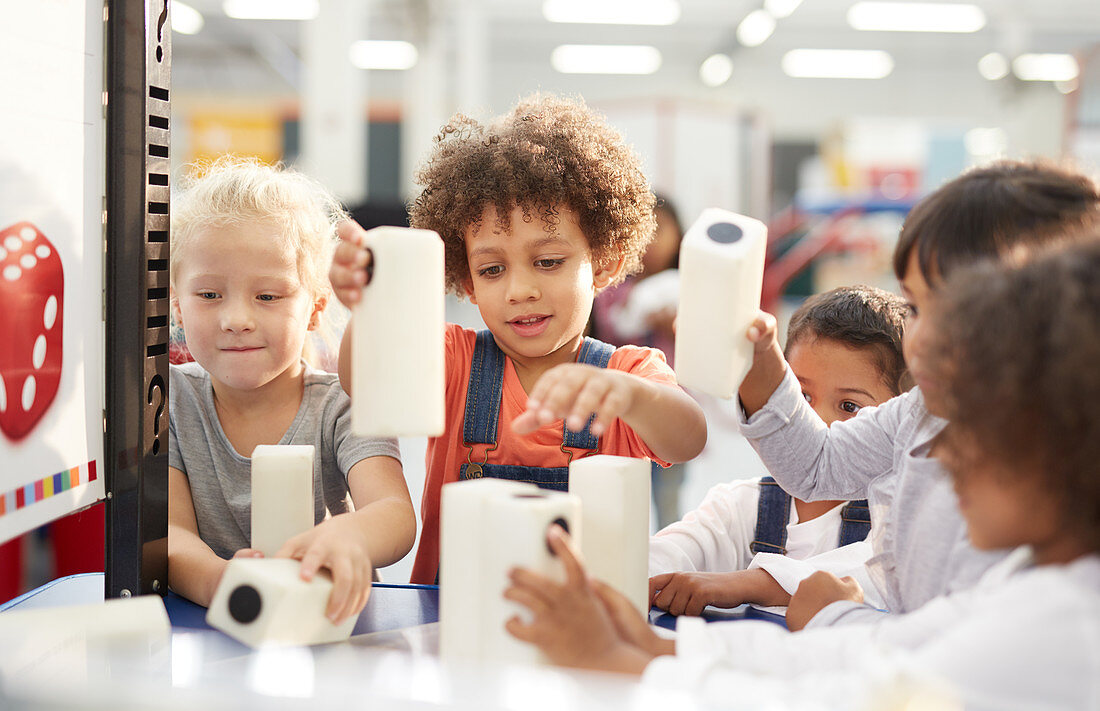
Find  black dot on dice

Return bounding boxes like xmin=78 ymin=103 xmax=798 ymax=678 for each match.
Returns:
xmin=228 ymin=584 xmax=263 ymax=624
xmin=706 ymin=222 xmax=743 ymax=244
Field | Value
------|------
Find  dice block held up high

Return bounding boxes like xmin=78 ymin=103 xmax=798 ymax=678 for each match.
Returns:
xmin=0 ymin=221 xmax=63 ymax=441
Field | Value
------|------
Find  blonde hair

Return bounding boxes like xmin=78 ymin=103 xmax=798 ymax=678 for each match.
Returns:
xmin=171 ymin=155 xmax=348 ymax=367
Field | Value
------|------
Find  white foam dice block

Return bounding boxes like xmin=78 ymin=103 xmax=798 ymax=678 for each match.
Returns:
xmin=251 ymin=444 xmax=315 ymax=557
xmin=569 ymin=455 xmax=651 ymax=614
xmin=674 ymin=208 xmax=768 ymax=399
xmin=0 ymin=594 xmax=170 ymax=643
xmin=438 ymin=480 xmax=581 ymax=666
xmin=352 ymin=226 xmax=445 ymax=437
xmin=206 ymin=558 xmax=356 ymax=648
xmin=439 ymin=478 xmax=538 ymax=661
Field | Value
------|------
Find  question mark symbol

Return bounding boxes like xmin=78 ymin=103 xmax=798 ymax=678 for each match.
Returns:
xmin=155 ymin=1 xmax=168 ymax=63
xmin=148 ymin=374 xmax=166 ymax=456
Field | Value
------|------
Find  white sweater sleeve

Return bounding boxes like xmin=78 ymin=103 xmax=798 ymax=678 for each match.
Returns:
xmin=648 ymin=479 xmax=761 ymax=576
xmin=643 ymin=555 xmax=1100 ymax=711
xmin=738 ymin=366 xmax=910 ymax=502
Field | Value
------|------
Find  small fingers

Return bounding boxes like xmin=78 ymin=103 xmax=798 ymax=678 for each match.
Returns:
xmin=503 ymin=585 xmax=549 ymax=617
xmin=566 ymin=378 xmax=612 ymax=432
xmin=505 ymin=616 xmax=539 ymax=644
xmin=547 ymin=526 xmax=586 ymax=588
xmin=325 ymin=557 xmax=354 ymax=622
xmin=649 ymin=574 xmax=673 ymax=608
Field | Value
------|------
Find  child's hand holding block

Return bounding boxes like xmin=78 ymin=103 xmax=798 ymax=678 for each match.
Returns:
xmin=206 ymin=558 xmax=356 ymax=648
xmin=674 ymin=208 xmax=768 ymax=398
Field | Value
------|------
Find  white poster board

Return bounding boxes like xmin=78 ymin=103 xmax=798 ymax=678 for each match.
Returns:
xmin=0 ymin=2 xmax=105 ymax=542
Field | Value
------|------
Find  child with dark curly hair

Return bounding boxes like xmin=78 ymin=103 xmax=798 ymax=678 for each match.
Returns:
xmin=503 ymin=235 xmax=1100 ymax=710
xmin=330 ymin=95 xmax=707 ymax=584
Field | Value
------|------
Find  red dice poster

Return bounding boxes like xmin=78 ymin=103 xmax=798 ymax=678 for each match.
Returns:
xmin=0 ymin=4 xmax=105 ymax=542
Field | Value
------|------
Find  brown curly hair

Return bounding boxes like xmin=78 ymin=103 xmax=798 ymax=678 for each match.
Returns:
xmin=408 ymin=94 xmax=657 ymax=295
xmin=893 ymin=159 xmax=1100 ymax=283
xmin=929 ymin=232 xmax=1100 ymax=552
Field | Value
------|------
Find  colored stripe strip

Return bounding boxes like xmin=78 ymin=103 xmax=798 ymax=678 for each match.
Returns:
xmin=0 ymin=459 xmax=99 ymax=518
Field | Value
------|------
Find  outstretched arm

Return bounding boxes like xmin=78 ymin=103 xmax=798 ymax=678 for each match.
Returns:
xmin=513 ymin=366 xmax=707 ymax=463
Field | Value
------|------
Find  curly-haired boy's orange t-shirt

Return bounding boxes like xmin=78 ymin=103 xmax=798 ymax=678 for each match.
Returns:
xmin=409 ymin=323 xmax=677 ymax=583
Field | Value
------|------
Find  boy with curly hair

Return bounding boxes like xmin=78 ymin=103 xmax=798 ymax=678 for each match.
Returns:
xmin=331 ymin=95 xmax=707 ymax=583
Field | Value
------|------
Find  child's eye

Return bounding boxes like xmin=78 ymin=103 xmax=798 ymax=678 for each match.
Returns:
xmin=535 ymin=258 xmax=565 ymax=269
xmin=840 ymin=401 xmax=862 ymax=414
xmin=802 ymin=392 xmax=812 ymax=404
xmin=478 ymin=265 xmax=504 ymax=277
xmin=905 ymin=303 xmax=919 ymax=318
xmin=198 ymin=291 xmax=218 ymax=300
xmin=257 ymin=294 xmax=279 ymax=302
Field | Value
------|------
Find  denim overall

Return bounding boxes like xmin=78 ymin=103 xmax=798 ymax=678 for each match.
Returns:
xmin=749 ymin=476 xmax=871 ymax=555
xmin=458 ymin=330 xmax=615 ymax=491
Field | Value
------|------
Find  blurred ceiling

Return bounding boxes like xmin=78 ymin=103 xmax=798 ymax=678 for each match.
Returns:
xmin=170 ymin=0 xmax=1100 ymax=98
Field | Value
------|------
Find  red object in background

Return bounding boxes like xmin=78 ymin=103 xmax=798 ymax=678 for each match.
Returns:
xmin=0 ymin=505 xmax=105 ymax=605
xmin=0 ymin=221 xmax=64 ymax=441
xmin=868 ymin=166 xmax=920 ymax=201
xmin=50 ymin=503 xmax=105 ymax=578
xmin=0 ymin=538 xmax=21 ymax=603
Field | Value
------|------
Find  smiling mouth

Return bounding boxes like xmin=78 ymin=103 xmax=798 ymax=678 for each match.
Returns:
xmin=222 ymin=346 xmax=262 ymax=352
xmin=509 ymin=315 xmax=549 ymax=326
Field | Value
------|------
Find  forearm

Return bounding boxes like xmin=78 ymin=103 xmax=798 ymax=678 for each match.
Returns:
xmin=737 ymin=341 xmax=786 ymax=417
xmin=346 ymin=496 xmax=416 ymax=569
xmin=622 ymin=380 xmax=707 ymax=463
xmin=168 ymin=526 xmax=229 ymax=607
xmin=734 ymin=568 xmax=792 ymax=607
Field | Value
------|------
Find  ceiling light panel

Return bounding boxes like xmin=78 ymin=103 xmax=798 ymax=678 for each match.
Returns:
xmin=848 ymin=2 xmax=985 ymax=33
xmin=223 ymin=0 xmax=319 ymax=21
xmin=782 ymin=49 xmax=894 ymax=79
xmin=550 ymin=45 xmax=662 ymax=74
xmin=542 ymin=0 xmax=680 ymax=25
xmin=349 ymin=41 xmax=418 ymax=70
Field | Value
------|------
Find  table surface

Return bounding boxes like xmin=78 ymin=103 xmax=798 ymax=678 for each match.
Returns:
xmin=0 ymin=573 xmax=786 ymax=711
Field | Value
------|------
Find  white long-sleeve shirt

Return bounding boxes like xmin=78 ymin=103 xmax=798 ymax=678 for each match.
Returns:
xmin=738 ymin=367 xmax=1003 ymax=624
xmin=648 ymin=477 xmax=854 ymax=577
xmin=644 ymin=549 xmax=1100 ymax=710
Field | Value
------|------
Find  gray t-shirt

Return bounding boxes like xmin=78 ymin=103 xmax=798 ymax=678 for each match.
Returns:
xmin=168 ymin=361 xmax=401 ymax=560
xmin=738 ymin=366 xmax=1004 ymax=624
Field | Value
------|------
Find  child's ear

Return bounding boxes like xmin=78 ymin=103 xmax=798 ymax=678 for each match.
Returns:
xmin=170 ymin=287 xmax=183 ymax=328
xmin=463 ymin=277 xmax=478 ymax=305
xmin=593 ymin=256 xmax=626 ymax=290
xmin=308 ymin=294 xmax=328 ymax=331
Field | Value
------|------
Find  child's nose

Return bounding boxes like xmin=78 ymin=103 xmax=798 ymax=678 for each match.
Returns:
xmin=506 ymin=271 xmax=540 ymax=303
xmin=220 ymin=299 xmax=255 ymax=332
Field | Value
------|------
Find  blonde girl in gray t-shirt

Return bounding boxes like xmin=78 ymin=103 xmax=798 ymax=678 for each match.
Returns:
xmin=168 ymin=156 xmax=415 ymax=624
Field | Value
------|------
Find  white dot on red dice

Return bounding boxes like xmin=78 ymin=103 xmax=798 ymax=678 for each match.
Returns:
xmin=33 ymin=335 xmax=47 ymax=369
xmin=0 ymin=372 xmax=5 ymax=413
xmin=44 ymin=295 xmax=57 ymax=329
xmin=21 ymin=375 xmax=36 ymax=412
xmin=3 ymin=236 xmax=20 ymax=252
xmin=20 ymin=226 xmax=36 ymax=241
xmin=3 ymin=265 xmax=20 ymax=281
xmin=20 ymin=254 xmax=36 ymax=269
xmin=35 ymin=245 xmax=50 ymax=259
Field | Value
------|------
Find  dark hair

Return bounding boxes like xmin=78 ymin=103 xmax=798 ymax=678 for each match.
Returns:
xmin=930 ymin=233 xmax=1100 ymax=552
xmin=652 ymin=193 xmax=683 ymax=270
xmin=408 ymin=94 xmax=656 ymax=295
xmin=893 ymin=160 xmax=1100 ymax=283
xmin=784 ymin=285 xmax=910 ymax=395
